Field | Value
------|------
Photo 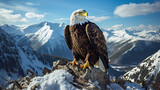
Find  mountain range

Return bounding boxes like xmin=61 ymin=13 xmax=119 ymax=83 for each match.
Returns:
xmin=1 ymin=21 xmax=159 ymax=64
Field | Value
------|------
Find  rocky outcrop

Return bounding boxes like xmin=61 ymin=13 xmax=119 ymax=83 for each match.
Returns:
xmin=51 ymin=60 xmax=110 ymax=89
xmin=0 ymin=28 xmax=24 ymax=77
xmin=2 ymin=60 xmax=113 ymax=90
xmin=2 ymin=60 xmax=146 ymax=90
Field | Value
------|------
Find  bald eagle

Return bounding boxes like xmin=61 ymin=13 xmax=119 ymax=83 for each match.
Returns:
xmin=64 ymin=9 xmax=109 ymax=72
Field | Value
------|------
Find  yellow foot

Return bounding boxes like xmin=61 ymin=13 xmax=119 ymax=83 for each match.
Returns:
xmin=80 ymin=61 xmax=91 ymax=70
xmin=69 ymin=58 xmax=78 ymax=66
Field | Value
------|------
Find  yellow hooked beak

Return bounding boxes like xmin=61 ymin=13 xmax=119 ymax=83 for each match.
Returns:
xmin=84 ymin=12 xmax=88 ymax=17
xmin=80 ymin=12 xmax=88 ymax=17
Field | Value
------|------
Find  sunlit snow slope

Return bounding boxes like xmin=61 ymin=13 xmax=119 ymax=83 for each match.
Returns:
xmin=18 ymin=21 xmax=73 ymax=59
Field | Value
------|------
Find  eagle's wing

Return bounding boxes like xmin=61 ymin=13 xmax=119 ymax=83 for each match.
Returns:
xmin=86 ymin=23 xmax=109 ymax=70
xmin=64 ymin=25 xmax=72 ymax=50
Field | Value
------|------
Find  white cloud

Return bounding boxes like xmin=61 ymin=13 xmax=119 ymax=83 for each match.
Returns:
xmin=0 ymin=2 xmax=36 ymax=12
xmin=25 ymin=12 xmax=46 ymax=19
xmin=0 ymin=8 xmax=28 ymax=24
xmin=55 ymin=18 xmax=70 ymax=21
xmin=25 ymin=2 xmax=37 ymax=6
xmin=114 ymin=2 xmax=160 ymax=17
xmin=88 ymin=16 xmax=110 ymax=22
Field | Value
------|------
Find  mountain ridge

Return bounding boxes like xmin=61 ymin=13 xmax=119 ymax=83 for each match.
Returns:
xmin=1 ymin=21 xmax=160 ymax=63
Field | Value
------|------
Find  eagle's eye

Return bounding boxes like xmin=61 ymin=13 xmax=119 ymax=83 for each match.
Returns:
xmin=79 ymin=12 xmax=83 ymax=15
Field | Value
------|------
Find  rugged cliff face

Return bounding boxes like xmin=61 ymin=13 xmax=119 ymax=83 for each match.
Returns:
xmin=0 ymin=28 xmax=24 ymax=77
xmin=122 ymin=50 xmax=160 ymax=90
xmin=0 ymin=28 xmax=56 ymax=85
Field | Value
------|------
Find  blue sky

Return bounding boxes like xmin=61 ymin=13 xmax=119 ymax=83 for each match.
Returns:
xmin=0 ymin=0 xmax=160 ymax=29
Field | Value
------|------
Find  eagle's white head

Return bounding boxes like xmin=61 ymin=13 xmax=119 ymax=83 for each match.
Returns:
xmin=70 ymin=9 xmax=88 ymax=26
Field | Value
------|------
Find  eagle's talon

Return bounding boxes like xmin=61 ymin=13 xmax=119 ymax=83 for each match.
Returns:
xmin=80 ymin=61 xmax=91 ymax=70
xmin=69 ymin=59 xmax=78 ymax=66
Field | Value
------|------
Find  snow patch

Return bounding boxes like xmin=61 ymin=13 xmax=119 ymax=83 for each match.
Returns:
xmin=27 ymin=69 xmax=77 ymax=90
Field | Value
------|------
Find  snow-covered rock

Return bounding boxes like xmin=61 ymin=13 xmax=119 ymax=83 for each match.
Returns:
xmin=27 ymin=69 xmax=77 ymax=90
xmin=122 ymin=50 xmax=160 ymax=90
xmin=4 ymin=60 xmax=111 ymax=89
xmin=4 ymin=60 xmax=146 ymax=90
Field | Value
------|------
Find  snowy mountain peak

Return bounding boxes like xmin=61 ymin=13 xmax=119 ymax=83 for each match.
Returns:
xmin=23 ymin=21 xmax=65 ymax=50
xmin=59 ymin=23 xmax=65 ymax=27
xmin=14 ymin=21 xmax=72 ymax=59
xmin=103 ymin=28 xmax=160 ymax=43
xmin=38 ymin=21 xmax=48 ymax=26
xmin=26 ymin=22 xmax=53 ymax=49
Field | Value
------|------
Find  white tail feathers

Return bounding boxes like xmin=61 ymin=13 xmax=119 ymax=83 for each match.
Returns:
xmin=99 ymin=58 xmax=106 ymax=72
